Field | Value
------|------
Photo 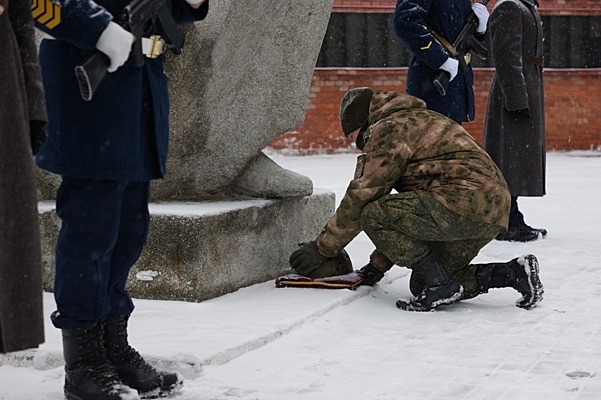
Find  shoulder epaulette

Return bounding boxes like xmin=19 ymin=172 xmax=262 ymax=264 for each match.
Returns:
xmin=32 ymin=0 xmax=61 ymax=29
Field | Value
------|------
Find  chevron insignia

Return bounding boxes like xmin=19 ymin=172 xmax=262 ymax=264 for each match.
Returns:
xmin=420 ymin=40 xmax=433 ymax=50
xmin=32 ymin=0 xmax=61 ymax=29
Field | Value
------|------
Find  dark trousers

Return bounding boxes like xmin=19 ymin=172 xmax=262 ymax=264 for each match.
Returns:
xmin=508 ymin=196 xmax=526 ymax=228
xmin=51 ymin=178 xmax=150 ymax=330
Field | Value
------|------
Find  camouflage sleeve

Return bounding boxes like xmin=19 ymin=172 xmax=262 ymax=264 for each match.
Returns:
xmin=316 ymin=120 xmax=413 ymax=257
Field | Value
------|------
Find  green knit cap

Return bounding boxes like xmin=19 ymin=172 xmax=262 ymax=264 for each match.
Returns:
xmin=339 ymin=87 xmax=374 ymax=136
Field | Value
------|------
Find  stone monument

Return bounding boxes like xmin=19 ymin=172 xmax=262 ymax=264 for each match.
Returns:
xmin=38 ymin=0 xmax=336 ymax=302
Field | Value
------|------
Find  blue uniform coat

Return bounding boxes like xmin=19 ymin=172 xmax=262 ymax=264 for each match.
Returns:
xmin=35 ymin=0 xmax=208 ymax=181
xmin=393 ymin=0 xmax=478 ymax=123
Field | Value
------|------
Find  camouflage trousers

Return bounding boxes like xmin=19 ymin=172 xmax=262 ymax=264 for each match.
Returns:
xmin=360 ymin=191 xmax=503 ymax=299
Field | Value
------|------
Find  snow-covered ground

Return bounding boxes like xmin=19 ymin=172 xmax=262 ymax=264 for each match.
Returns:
xmin=1 ymin=151 xmax=600 ymax=400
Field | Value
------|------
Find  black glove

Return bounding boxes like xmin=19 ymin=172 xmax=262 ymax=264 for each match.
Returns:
xmin=357 ymin=263 xmax=385 ymax=286
xmin=289 ymin=241 xmax=329 ymax=277
xmin=29 ymin=120 xmax=47 ymax=156
xmin=508 ymin=107 xmax=530 ymax=119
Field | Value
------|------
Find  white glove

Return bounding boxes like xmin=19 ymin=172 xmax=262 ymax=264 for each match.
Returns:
xmin=440 ymin=57 xmax=459 ymax=81
xmin=471 ymin=3 xmax=489 ymax=34
xmin=95 ymin=22 xmax=134 ymax=73
xmin=185 ymin=0 xmax=206 ymax=7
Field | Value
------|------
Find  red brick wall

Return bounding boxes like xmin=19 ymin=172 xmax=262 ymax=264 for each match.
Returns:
xmin=332 ymin=0 xmax=601 ymax=15
xmin=270 ymin=68 xmax=601 ymax=154
xmin=268 ymin=2 xmax=601 ymax=154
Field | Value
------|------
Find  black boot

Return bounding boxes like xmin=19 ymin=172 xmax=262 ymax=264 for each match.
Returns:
xmin=62 ymin=324 xmax=139 ymax=400
xmin=496 ymin=226 xmax=540 ymax=242
xmin=497 ymin=197 xmax=547 ymax=242
xmin=476 ymin=254 xmax=544 ymax=309
xmin=396 ymin=253 xmax=463 ymax=312
xmin=104 ymin=315 xmax=183 ymax=399
xmin=522 ymin=223 xmax=548 ymax=238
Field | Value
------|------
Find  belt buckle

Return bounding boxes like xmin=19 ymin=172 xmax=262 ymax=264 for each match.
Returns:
xmin=147 ymin=35 xmax=165 ymax=58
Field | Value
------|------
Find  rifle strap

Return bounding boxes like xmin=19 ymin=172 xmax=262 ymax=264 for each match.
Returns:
xmin=156 ymin=3 xmax=185 ymax=55
xmin=427 ymin=26 xmax=459 ymax=58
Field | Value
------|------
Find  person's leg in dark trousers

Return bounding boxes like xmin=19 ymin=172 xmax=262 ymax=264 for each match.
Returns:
xmin=496 ymin=196 xmax=547 ymax=242
xmin=100 ymin=182 xmax=183 ymax=397
xmin=53 ymin=177 xmax=141 ymax=400
xmin=107 ymin=181 xmax=150 ymax=317
xmin=53 ymin=178 xmax=139 ymax=329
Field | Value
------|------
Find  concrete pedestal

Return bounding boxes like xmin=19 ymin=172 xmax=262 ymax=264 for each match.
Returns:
xmin=38 ymin=191 xmax=334 ymax=302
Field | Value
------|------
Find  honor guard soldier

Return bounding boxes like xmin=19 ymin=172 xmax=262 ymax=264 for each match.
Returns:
xmin=33 ymin=1 xmax=209 ymax=399
xmin=393 ymin=0 xmax=489 ymax=124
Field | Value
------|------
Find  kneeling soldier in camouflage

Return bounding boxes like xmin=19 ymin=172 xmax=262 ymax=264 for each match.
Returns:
xmin=284 ymin=88 xmax=543 ymax=311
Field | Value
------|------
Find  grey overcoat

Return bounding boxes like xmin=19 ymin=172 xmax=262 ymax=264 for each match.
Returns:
xmin=483 ymin=0 xmax=545 ymax=196
xmin=0 ymin=0 xmax=47 ymax=353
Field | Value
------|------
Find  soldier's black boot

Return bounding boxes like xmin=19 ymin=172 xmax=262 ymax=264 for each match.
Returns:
xmin=62 ymin=324 xmax=139 ymax=400
xmin=396 ymin=253 xmax=463 ymax=312
xmin=476 ymin=254 xmax=544 ymax=309
xmin=104 ymin=315 xmax=183 ymax=399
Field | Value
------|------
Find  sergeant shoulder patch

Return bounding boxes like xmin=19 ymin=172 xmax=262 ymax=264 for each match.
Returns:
xmin=354 ymin=153 xmax=366 ymax=179
xmin=420 ymin=40 xmax=432 ymax=50
xmin=32 ymin=0 xmax=61 ymax=29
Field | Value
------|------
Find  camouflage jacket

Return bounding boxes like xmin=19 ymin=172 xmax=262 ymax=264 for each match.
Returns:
xmin=316 ymin=91 xmax=510 ymax=257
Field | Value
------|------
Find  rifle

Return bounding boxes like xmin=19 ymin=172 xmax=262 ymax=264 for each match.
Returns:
xmin=432 ymin=0 xmax=490 ymax=96
xmin=74 ymin=0 xmax=185 ymax=101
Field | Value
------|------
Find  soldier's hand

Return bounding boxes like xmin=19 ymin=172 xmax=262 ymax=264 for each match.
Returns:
xmin=440 ymin=57 xmax=459 ymax=81
xmin=95 ymin=22 xmax=134 ymax=73
xmin=29 ymin=120 xmax=47 ymax=156
xmin=471 ymin=3 xmax=489 ymax=34
xmin=356 ymin=263 xmax=385 ymax=286
xmin=289 ymin=241 xmax=329 ymax=277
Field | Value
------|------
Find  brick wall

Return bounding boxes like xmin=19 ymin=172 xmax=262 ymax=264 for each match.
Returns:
xmin=332 ymin=0 xmax=601 ymax=15
xmin=268 ymin=1 xmax=601 ymax=154
xmin=269 ymin=68 xmax=601 ymax=154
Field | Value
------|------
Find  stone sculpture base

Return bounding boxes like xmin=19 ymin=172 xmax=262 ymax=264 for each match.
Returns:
xmin=38 ymin=191 xmax=334 ymax=303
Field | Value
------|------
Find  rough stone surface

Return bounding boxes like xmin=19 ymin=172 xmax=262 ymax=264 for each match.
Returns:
xmin=39 ymin=192 xmax=334 ymax=302
xmin=153 ymin=0 xmax=334 ymax=200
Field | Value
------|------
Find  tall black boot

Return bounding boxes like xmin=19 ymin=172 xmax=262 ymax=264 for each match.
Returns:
xmin=62 ymin=324 xmax=139 ymax=400
xmin=104 ymin=315 xmax=183 ymax=399
xmin=396 ymin=253 xmax=463 ymax=312
xmin=476 ymin=254 xmax=544 ymax=309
